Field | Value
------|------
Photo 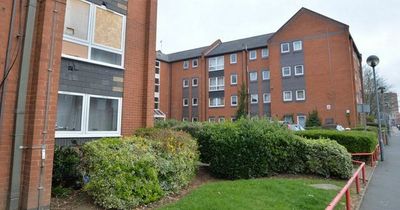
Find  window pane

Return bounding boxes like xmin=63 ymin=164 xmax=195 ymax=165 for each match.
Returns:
xmin=62 ymin=40 xmax=88 ymax=59
xmin=94 ymin=7 xmax=123 ymax=49
xmin=64 ymin=0 xmax=90 ymax=40
xmin=56 ymin=94 xmax=83 ymax=131
xmin=88 ymin=97 xmax=119 ymax=131
xmin=91 ymin=48 xmax=122 ymax=65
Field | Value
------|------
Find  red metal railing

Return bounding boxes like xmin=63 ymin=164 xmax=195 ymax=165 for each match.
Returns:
xmin=351 ymin=144 xmax=380 ymax=167
xmin=325 ymin=160 xmax=366 ymax=210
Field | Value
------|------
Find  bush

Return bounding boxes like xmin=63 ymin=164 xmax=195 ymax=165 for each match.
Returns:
xmin=81 ymin=130 xmax=199 ymax=209
xmin=195 ymin=119 xmax=352 ymax=179
xmin=306 ymin=109 xmax=322 ymax=127
xmin=352 ymin=126 xmax=379 ymax=134
xmin=135 ymin=128 xmax=199 ymax=193
xmin=296 ymin=130 xmax=378 ymax=153
xmin=52 ymin=146 xmax=82 ymax=190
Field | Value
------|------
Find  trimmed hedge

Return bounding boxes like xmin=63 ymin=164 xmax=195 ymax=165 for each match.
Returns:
xmin=195 ymin=119 xmax=352 ymax=179
xmin=296 ymin=130 xmax=378 ymax=153
xmin=81 ymin=130 xmax=199 ymax=210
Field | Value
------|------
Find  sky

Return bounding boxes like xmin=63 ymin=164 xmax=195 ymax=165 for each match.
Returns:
xmin=156 ymin=0 xmax=400 ymax=110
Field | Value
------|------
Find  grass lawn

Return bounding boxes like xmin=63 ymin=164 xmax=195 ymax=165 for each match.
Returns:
xmin=158 ymin=177 xmax=346 ymax=210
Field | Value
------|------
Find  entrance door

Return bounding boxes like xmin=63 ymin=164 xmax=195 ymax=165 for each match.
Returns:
xmin=297 ymin=115 xmax=306 ymax=128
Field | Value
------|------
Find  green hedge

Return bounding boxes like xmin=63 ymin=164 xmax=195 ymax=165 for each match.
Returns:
xmin=295 ymin=130 xmax=378 ymax=153
xmin=195 ymin=119 xmax=352 ymax=179
xmin=81 ymin=130 xmax=199 ymax=210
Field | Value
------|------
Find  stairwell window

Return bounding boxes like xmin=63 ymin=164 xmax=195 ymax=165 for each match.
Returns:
xmin=262 ymin=70 xmax=270 ymax=80
xmin=192 ymin=59 xmax=198 ymax=68
xmin=230 ymin=53 xmax=237 ymax=64
xmin=62 ymin=0 xmax=126 ymax=67
xmin=183 ymin=60 xmax=189 ymax=69
xmin=249 ymin=50 xmax=257 ymax=60
xmin=261 ymin=48 xmax=269 ymax=58
xmin=231 ymin=95 xmax=238 ymax=106
xmin=249 ymin=72 xmax=257 ymax=81
xmin=231 ymin=74 xmax=238 ymax=85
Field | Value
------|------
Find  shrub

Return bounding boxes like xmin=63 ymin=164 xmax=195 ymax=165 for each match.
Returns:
xmin=306 ymin=109 xmax=322 ymax=127
xmin=155 ymin=119 xmax=183 ymax=128
xmin=81 ymin=137 xmax=163 ymax=209
xmin=135 ymin=128 xmax=199 ymax=193
xmin=196 ymin=119 xmax=352 ymax=179
xmin=52 ymin=146 xmax=82 ymax=190
xmin=352 ymin=126 xmax=379 ymax=134
xmin=296 ymin=130 xmax=378 ymax=153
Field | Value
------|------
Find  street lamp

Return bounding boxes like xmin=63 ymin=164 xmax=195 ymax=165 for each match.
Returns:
xmin=367 ymin=55 xmax=384 ymax=161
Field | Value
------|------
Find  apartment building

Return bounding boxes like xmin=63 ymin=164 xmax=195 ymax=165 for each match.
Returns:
xmin=0 ymin=0 xmax=157 ymax=209
xmin=156 ymin=8 xmax=363 ymax=127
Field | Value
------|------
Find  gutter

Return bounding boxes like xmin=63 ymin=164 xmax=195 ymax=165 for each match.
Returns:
xmin=8 ymin=0 xmax=37 ymax=209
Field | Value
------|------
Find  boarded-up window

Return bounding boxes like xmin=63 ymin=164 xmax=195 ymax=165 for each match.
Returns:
xmin=93 ymin=8 xmax=123 ymax=49
xmin=62 ymin=40 xmax=88 ymax=59
xmin=64 ymin=0 xmax=90 ymax=40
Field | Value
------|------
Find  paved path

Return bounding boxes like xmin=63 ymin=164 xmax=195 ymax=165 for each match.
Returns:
xmin=360 ymin=128 xmax=400 ymax=210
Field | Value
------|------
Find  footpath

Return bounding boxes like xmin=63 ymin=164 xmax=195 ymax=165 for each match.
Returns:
xmin=360 ymin=128 xmax=400 ymax=210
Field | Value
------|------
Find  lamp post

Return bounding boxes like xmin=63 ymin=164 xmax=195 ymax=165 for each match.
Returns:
xmin=367 ymin=55 xmax=384 ymax=161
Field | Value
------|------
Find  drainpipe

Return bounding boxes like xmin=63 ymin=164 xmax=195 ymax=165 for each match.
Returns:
xmin=8 ymin=0 xmax=38 ymax=209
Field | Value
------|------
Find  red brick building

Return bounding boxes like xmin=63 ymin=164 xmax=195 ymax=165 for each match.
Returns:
xmin=0 ymin=0 xmax=157 ymax=209
xmin=156 ymin=8 xmax=364 ymax=127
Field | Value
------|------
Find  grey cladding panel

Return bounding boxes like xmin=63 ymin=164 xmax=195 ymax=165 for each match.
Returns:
xmin=182 ymin=107 xmax=189 ymax=118
xmin=209 ymin=91 xmax=224 ymax=98
xmin=250 ymin=104 xmax=259 ymax=117
xmin=249 ymin=81 xmax=258 ymax=94
xmin=263 ymin=104 xmax=271 ymax=117
xmin=59 ymin=58 xmax=123 ymax=97
xmin=209 ymin=70 xmax=224 ymax=78
xmin=280 ymin=43 xmax=306 ymax=96
xmin=261 ymin=80 xmax=270 ymax=92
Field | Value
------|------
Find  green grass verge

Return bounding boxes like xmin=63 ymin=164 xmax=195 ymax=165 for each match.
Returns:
xmin=158 ymin=178 xmax=345 ymax=210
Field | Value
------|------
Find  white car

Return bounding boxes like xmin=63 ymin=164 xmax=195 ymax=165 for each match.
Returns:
xmin=287 ymin=124 xmax=305 ymax=131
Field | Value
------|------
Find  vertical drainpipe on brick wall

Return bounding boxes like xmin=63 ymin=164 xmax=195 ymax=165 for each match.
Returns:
xmin=243 ymin=44 xmax=250 ymax=117
xmin=8 ymin=0 xmax=37 ymax=209
xmin=36 ymin=1 xmax=59 ymax=208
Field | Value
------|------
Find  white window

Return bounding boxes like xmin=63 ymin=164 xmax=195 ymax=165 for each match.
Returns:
xmin=154 ymin=97 xmax=159 ymax=109
xmin=263 ymin=93 xmax=271 ymax=103
xmin=231 ymin=95 xmax=238 ymax=106
xmin=208 ymin=117 xmax=216 ymax=122
xmin=56 ymin=91 xmax=122 ymax=138
xmin=231 ymin=117 xmax=237 ymax=122
xmin=231 ymin=74 xmax=238 ymax=85
xmin=62 ymin=0 xmax=126 ymax=67
xmin=218 ymin=117 xmax=225 ymax=123
xmin=209 ymin=76 xmax=224 ymax=91
xmin=192 ymin=98 xmax=198 ymax=106
xmin=230 ymin=53 xmax=237 ymax=64
xmin=182 ymin=117 xmax=189 ymax=122
xmin=297 ymin=115 xmax=306 ymax=127
xmin=183 ymin=79 xmax=189 ymax=88
xmin=192 ymin=78 xmax=198 ymax=87
xmin=283 ymin=91 xmax=293 ymax=101
xmin=249 ymin=50 xmax=257 ymax=60
xmin=249 ymin=72 xmax=257 ymax=81
xmin=296 ymin=90 xmax=306 ymax=101
xmin=261 ymin=48 xmax=269 ymax=58
xmin=250 ymin=94 xmax=258 ymax=104
xmin=282 ymin=66 xmax=291 ymax=77
xmin=293 ymin=41 xmax=303 ymax=51
xmin=209 ymin=97 xmax=224 ymax=107
xmin=192 ymin=117 xmax=198 ymax=122
xmin=281 ymin=43 xmax=290 ymax=53
xmin=183 ymin=60 xmax=189 ymax=69
xmin=209 ymin=56 xmax=224 ymax=71
xmin=294 ymin=65 xmax=304 ymax=76
xmin=262 ymin=70 xmax=270 ymax=80
xmin=183 ymin=98 xmax=189 ymax=106
xmin=192 ymin=59 xmax=198 ymax=68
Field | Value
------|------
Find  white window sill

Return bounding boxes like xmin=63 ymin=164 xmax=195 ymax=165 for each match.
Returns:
xmin=209 ymin=105 xmax=224 ymax=108
xmin=55 ymin=132 xmax=121 ymax=138
xmin=62 ymin=54 xmax=125 ymax=70
xmin=209 ymin=89 xmax=225 ymax=92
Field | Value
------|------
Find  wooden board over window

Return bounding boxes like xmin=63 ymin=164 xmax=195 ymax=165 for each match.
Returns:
xmin=94 ymin=8 xmax=123 ymax=50
xmin=62 ymin=40 xmax=88 ymax=59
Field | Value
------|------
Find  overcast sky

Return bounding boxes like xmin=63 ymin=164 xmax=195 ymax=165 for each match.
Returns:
xmin=156 ymin=0 xmax=400 ymax=109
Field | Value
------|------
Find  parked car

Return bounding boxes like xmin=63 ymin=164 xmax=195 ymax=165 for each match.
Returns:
xmin=336 ymin=124 xmax=345 ymax=131
xmin=287 ymin=124 xmax=306 ymax=131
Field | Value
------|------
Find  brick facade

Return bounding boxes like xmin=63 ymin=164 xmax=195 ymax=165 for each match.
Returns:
xmin=157 ymin=8 xmax=363 ymax=127
xmin=0 ymin=0 xmax=157 ymax=209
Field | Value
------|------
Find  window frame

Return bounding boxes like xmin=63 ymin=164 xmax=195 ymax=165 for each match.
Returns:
xmin=192 ymin=59 xmax=198 ymax=68
xmin=192 ymin=117 xmax=198 ymax=122
xmin=230 ymin=74 xmax=238 ymax=85
xmin=231 ymin=95 xmax=238 ymax=106
xmin=296 ymin=90 xmax=306 ymax=101
xmin=280 ymin=43 xmax=290 ymax=53
xmin=250 ymin=94 xmax=259 ymax=104
xmin=283 ymin=91 xmax=293 ymax=102
xmin=192 ymin=97 xmax=198 ymax=106
xmin=262 ymin=70 xmax=270 ymax=80
xmin=183 ymin=79 xmax=189 ymax=88
xmin=261 ymin=48 xmax=269 ymax=58
xmin=282 ymin=66 xmax=291 ymax=77
xmin=182 ymin=117 xmax=189 ymax=122
xmin=294 ymin=65 xmax=304 ymax=76
xmin=62 ymin=0 xmax=126 ymax=69
xmin=293 ymin=40 xmax=303 ymax=51
xmin=183 ymin=60 xmax=189 ymax=69
xmin=263 ymin=93 xmax=271 ymax=103
xmin=209 ymin=97 xmax=225 ymax=108
xmin=192 ymin=78 xmax=198 ymax=87
xmin=249 ymin=72 xmax=257 ymax=82
xmin=55 ymin=91 xmax=122 ymax=138
xmin=230 ymin=53 xmax=237 ymax=64
xmin=249 ymin=50 xmax=257 ymax=60
xmin=208 ymin=56 xmax=224 ymax=71
xmin=183 ymin=98 xmax=189 ymax=106
xmin=218 ymin=117 xmax=225 ymax=123
xmin=209 ymin=76 xmax=224 ymax=91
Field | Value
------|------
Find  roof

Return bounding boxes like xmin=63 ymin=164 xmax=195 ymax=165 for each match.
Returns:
xmin=156 ymin=46 xmax=209 ymax=62
xmin=207 ymin=33 xmax=274 ymax=56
